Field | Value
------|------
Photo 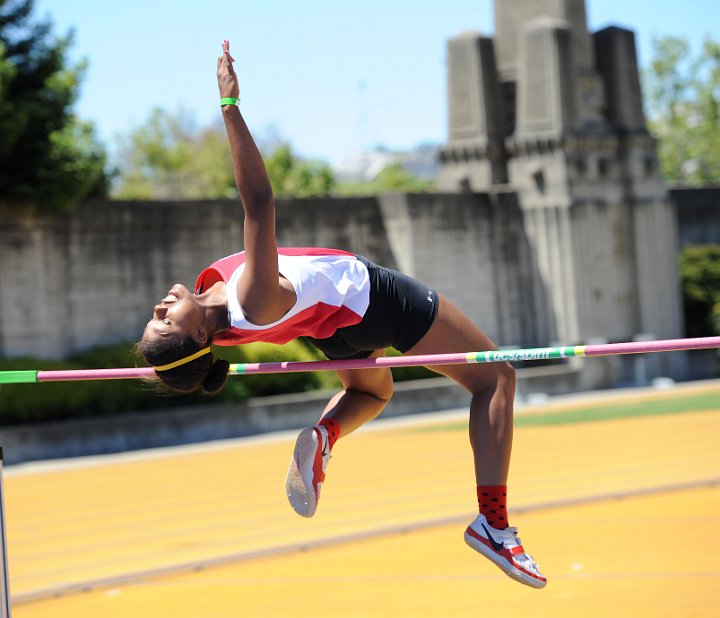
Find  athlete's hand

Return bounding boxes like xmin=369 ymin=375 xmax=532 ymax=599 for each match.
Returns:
xmin=217 ymin=39 xmax=239 ymax=99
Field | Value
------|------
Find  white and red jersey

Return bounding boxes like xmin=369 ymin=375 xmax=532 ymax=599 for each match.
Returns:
xmin=195 ymin=248 xmax=370 ymax=346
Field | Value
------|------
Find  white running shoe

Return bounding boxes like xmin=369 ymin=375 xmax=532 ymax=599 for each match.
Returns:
xmin=464 ymin=514 xmax=547 ymax=588
xmin=285 ymin=425 xmax=331 ymax=518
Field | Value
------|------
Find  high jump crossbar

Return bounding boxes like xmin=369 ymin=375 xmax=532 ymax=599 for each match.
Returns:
xmin=0 ymin=336 xmax=719 ymax=384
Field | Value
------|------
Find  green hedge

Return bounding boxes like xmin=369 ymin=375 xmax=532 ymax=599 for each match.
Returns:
xmin=0 ymin=341 xmax=435 ymax=426
xmin=680 ymin=245 xmax=720 ymax=337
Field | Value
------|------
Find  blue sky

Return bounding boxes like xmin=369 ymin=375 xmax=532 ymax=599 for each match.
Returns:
xmin=36 ymin=0 xmax=719 ymax=166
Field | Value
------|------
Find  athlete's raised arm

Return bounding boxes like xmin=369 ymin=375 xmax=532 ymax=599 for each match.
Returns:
xmin=217 ymin=40 xmax=293 ymax=323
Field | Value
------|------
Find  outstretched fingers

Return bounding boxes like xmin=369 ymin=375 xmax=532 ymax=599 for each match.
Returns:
xmin=222 ymin=39 xmax=235 ymax=63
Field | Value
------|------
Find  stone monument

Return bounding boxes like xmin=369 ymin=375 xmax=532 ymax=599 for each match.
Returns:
xmin=438 ymin=0 xmax=683 ymax=356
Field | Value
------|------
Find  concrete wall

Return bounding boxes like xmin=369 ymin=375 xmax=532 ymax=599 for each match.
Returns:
xmin=378 ymin=191 xmax=537 ymax=346
xmin=1 ymin=189 xmax=709 ymax=372
xmin=0 ymin=200 xmax=244 ymax=358
xmin=0 ymin=198 xmax=387 ymax=358
xmin=0 ymin=193 xmax=533 ymax=359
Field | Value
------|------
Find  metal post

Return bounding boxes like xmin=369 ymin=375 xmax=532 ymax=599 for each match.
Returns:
xmin=0 ymin=448 xmax=11 ymax=617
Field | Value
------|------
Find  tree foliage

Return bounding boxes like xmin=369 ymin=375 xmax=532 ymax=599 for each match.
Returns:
xmin=113 ymin=111 xmax=336 ymax=200
xmin=0 ymin=0 xmax=108 ymax=213
xmin=264 ymin=143 xmax=335 ymax=198
xmin=644 ymin=35 xmax=720 ymax=186
xmin=679 ymin=245 xmax=720 ymax=337
xmin=113 ymin=109 xmax=236 ymax=200
xmin=112 ymin=107 xmax=437 ymax=200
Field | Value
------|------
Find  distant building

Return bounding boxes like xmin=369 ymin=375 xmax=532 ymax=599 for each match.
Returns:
xmin=334 ymin=145 xmax=441 ymax=183
xmin=437 ymin=0 xmax=683 ymax=358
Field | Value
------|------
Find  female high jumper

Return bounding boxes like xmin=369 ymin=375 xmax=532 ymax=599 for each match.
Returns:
xmin=139 ymin=40 xmax=546 ymax=589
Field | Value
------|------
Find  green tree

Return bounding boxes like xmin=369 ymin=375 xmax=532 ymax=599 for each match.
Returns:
xmin=679 ymin=245 xmax=720 ymax=337
xmin=114 ymin=114 xmax=336 ymax=200
xmin=264 ymin=143 xmax=335 ymax=198
xmin=0 ymin=0 xmax=108 ymax=213
xmin=644 ymin=35 xmax=720 ymax=185
xmin=113 ymin=109 xmax=236 ymax=199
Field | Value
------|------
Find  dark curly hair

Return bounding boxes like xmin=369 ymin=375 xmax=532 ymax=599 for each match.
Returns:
xmin=137 ymin=334 xmax=230 ymax=395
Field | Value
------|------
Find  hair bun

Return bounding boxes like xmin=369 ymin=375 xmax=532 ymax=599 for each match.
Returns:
xmin=202 ymin=359 xmax=230 ymax=395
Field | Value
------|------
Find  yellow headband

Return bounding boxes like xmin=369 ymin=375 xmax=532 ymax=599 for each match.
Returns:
xmin=153 ymin=347 xmax=212 ymax=372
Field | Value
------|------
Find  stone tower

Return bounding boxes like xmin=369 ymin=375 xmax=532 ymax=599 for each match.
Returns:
xmin=438 ymin=0 xmax=683 ymax=353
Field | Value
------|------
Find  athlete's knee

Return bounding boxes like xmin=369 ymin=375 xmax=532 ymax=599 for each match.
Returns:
xmin=361 ymin=377 xmax=394 ymax=405
xmin=466 ymin=361 xmax=515 ymax=396
xmin=495 ymin=361 xmax=516 ymax=391
xmin=345 ymin=368 xmax=394 ymax=405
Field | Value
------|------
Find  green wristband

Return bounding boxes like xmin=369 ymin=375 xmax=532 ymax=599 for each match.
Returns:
xmin=220 ymin=97 xmax=239 ymax=107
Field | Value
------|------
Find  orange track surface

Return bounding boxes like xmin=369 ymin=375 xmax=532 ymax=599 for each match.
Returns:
xmin=6 ymin=382 xmax=720 ymax=617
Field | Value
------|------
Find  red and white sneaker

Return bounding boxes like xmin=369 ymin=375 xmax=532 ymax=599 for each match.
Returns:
xmin=464 ymin=514 xmax=547 ymax=588
xmin=285 ymin=425 xmax=331 ymax=518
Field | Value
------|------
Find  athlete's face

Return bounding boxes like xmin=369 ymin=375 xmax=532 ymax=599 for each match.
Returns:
xmin=143 ymin=284 xmax=206 ymax=346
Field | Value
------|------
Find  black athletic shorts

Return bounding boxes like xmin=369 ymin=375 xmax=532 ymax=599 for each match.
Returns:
xmin=305 ymin=255 xmax=439 ymax=360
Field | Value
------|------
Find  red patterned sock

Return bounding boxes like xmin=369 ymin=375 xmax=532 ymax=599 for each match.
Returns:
xmin=477 ymin=485 xmax=509 ymax=529
xmin=318 ymin=418 xmax=340 ymax=451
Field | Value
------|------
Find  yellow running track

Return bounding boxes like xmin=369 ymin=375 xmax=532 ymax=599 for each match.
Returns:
xmin=5 ymin=381 xmax=720 ymax=617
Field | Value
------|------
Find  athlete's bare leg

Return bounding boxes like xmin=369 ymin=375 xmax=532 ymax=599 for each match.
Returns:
xmin=405 ymin=295 xmax=515 ymax=484
xmin=285 ymin=350 xmax=393 ymax=517
xmin=320 ymin=350 xmax=394 ymax=436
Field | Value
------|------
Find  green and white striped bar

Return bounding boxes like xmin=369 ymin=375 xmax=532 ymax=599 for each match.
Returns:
xmin=0 ymin=337 xmax=718 ymax=383
xmin=465 ymin=346 xmax=585 ymax=364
